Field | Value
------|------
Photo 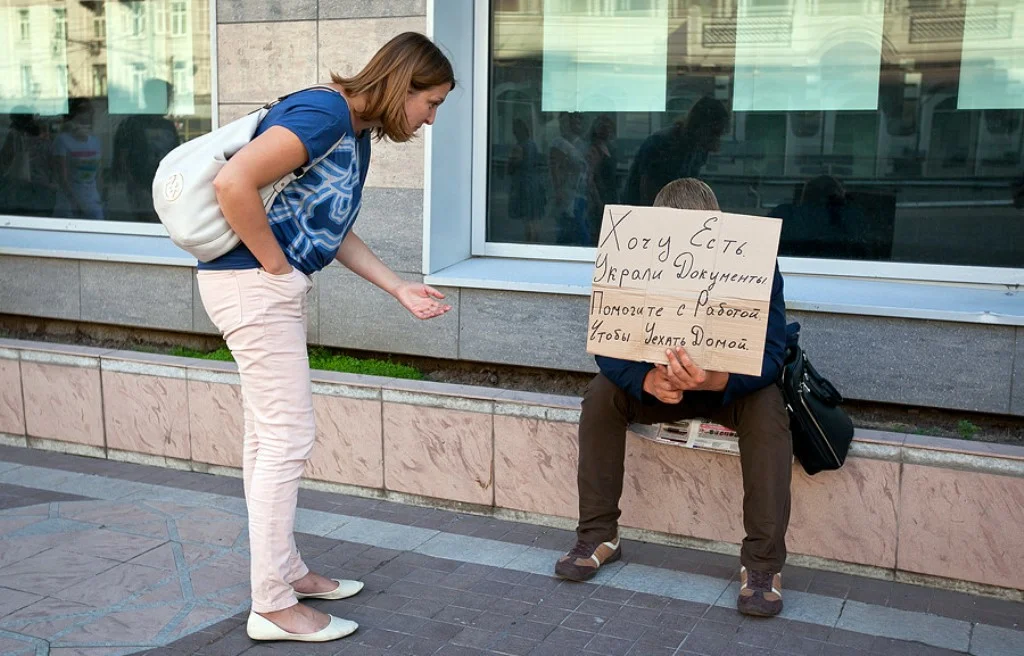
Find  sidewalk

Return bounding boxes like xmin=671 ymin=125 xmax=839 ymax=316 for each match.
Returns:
xmin=0 ymin=444 xmax=1020 ymax=656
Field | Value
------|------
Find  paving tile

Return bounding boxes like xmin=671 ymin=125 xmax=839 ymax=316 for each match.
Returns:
xmin=397 ymin=597 xmax=449 ymax=618
xmin=969 ymin=624 xmax=1023 ymax=656
xmin=537 ymin=589 xmax=589 ymax=611
xmin=508 ymin=619 xmax=557 ymax=641
xmin=54 ymin=562 xmax=171 ymax=607
xmin=392 ymin=634 xmax=448 ymax=655
xmin=562 ymin=611 xmax=608 ymax=632
xmin=53 ymin=602 xmax=186 ymax=646
xmin=0 ymin=586 xmax=42 ymax=617
xmin=468 ymin=610 xmax=517 ymax=633
xmin=51 ymin=528 xmax=167 ymax=561
xmin=773 ymin=632 xmax=826 ymax=656
xmin=412 ymin=619 xmax=463 ymax=642
xmin=0 ymin=535 xmax=56 ymax=570
xmin=491 ymin=635 xmax=539 ymax=655
xmin=680 ymin=627 xmax=733 ymax=656
xmin=523 ymin=604 xmax=572 ymax=625
xmin=451 ymin=626 xmax=496 ymax=649
xmin=378 ymin=611 xmax=429 ymax=635
xmin=616 ymin=604 xmax=663 ymax=627
xmin=626 ymin=645 xmax=677 ymax=656
xmin=544 ymin=622 xmax=593 ymax=650
xmin=693 ymin=618 xmax=740 ymax=637
xmin=586 ymin=632 xmax=637 ymax=655
xmin=433 ymin=606 xmax=484 ymax=626
xmin=636 ymin=625 xmax=689 ymax=650
xmin=836 ymin=600 xmax=971 ymax=652
xmin=599 ymin=616 xmax=649 ymax=641
xmin=0 ymin=548 xmax=116 ymax=596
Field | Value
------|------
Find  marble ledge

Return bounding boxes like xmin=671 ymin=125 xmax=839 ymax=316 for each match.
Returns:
xmin=381 ymin=389 xmax=494 ymax=415
xmin=19 ymin=350 xmax=101 ymax=369
xmin=902 ymin=446 xmax=1024 ymax=478
xmin=494 ymin=402 xmax=582 ymax=424
xmin=101 ymin=358 xmax=187 ymax=380
xmin=0 ymin=337 xmax=113 ymax=361
xmin=185 ymin=369 xmax=241 ymax=386
xmin=311 ymin=381 xmax=381 ymax=401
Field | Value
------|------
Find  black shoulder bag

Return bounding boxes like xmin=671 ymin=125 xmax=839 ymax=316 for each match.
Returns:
xmin=780 ymin=322 xmax=854 ymax=475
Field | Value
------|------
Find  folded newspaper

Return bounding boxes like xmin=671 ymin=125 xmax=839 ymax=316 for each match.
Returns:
xmin=629 ymin=420 xmax=739 ymax=455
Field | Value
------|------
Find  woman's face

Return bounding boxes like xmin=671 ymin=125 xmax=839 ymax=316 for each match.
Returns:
xmin=405 ymin=83 xmax=451 ymax=133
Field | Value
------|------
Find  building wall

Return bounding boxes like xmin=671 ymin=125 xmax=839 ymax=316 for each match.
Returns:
xmin=0 ymin=0 xmax=1020 ymax=417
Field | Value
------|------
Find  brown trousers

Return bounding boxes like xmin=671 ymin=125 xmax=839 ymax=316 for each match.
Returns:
xmin=577 ymin=374 xmax=793 ymax=571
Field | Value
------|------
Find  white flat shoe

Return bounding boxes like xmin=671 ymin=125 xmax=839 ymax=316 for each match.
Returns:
xmin=246 ymin=612 xmax=358 ymax=642
xmin=294 ymin=578 xmax=364 ymax=600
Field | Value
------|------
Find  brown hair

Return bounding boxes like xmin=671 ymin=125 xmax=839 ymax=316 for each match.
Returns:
xmin=653 ymin=178 xmax=720 ymax=211
xmin=331 ymin=32 xmax=455 ymax=143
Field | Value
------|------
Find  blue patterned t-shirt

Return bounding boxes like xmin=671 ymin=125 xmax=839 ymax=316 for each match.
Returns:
xmin=198 ymin=88 xmax=371 ymax=275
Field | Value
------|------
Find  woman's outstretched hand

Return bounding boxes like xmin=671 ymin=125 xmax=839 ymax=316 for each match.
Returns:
xmin=393 ymin=282 xmax=452 ymax=320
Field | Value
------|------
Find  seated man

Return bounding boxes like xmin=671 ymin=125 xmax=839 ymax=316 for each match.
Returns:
xmin=555 ymin=178 xmax=791 ymax=618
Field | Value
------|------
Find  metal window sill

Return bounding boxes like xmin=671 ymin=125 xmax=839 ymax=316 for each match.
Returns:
xmin=425 ymin=257 xmax=1024 ymax=327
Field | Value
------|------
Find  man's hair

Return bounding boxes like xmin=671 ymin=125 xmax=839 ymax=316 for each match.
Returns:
xmin=331 ymin=32 xmax=455 ymax=143
xmin=652 ymin=178 xmax=720 ymax=211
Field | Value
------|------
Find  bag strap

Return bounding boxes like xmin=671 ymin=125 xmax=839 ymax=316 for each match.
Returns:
xmin=257 ymin=85 xmax=351 ymax=181
xmin=803 ymin=354 xmax=844 ymax=404
xmin=264 ymin=84 xmax=339 ymax=111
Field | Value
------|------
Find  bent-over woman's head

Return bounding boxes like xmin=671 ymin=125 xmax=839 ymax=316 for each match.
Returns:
xmin=332 ymin=32 xmax=455 ymax=142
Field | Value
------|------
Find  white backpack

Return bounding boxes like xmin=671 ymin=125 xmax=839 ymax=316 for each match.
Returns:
xmin=152 ymin=86 xmax=345 ymax=262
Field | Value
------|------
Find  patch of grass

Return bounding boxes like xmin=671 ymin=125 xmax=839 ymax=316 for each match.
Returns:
xmin=169 ymin=345 xmax=422 ymax=380
xmin=956 ymin=419 xmax=980 ymax=440
xmin=170 ymin=345 xmax=234 ymax=362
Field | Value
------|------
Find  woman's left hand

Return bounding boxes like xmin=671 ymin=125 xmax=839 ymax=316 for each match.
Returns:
xmin=393 ymin=282 xmax=452 ymax=320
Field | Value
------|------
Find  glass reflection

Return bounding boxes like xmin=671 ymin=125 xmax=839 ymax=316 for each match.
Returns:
xmin=0 ymin=0 xmax=212 ymax=223
xmin=487 ymin=0 xmax=1024 ymax=268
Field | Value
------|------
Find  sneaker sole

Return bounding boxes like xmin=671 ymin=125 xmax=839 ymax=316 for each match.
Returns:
xmin=736 ymin=599 xmax=783 ymax=618
xmin=554 ymin=546 xmax=622 ymax=582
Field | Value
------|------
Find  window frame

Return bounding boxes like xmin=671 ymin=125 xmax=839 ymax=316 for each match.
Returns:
xmin=19 ymin=8 xmax=31 ymax=41
xmin=469 ymin=2 xmax=1023 ymax=286
xmin=171 ymin=1 xmax=189 ymax=36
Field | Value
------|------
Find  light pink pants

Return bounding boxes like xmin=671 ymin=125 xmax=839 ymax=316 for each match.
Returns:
xmin=197 ymin=267 xmax=315 ymax=613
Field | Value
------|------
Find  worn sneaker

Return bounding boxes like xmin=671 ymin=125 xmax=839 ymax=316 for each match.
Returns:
xmin=554 ymin=537 xmax=621 ymax=581
xmin=737 ymin=566 xmax=783 ymax=617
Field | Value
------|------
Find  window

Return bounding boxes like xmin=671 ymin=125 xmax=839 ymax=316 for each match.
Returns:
xmin=53 ymin=8 xmax=66 ymax=40
xmin=171 ymin=2 xmax=188 ymax=36
xmin=173 ymin=60 xmax=189 ymax=96
xmin=19 ymin=9 xmax=31 ymax=41
xmin=486 ymin=0 xmax=1024 ymax=269
xmin=20 ymin=66 xmax=33 ymax=96
xmin=0 ymin=1 xmax=213 ymax=224
xmin=93 ymin=64 xmax=107 ymax=96
xmin=56 ymin=64 xmax=68 ymax=99
xmin=154 ymin=3 xmax=168 ymax=34
xmin=131 ymin=63 xmax=148 ymax=104
xmin=129 ymin=2 xmax=147 ymax=37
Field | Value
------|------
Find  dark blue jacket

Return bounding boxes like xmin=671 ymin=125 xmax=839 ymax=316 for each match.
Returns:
xmin=596 ymin=265 xmax=787 ymax=407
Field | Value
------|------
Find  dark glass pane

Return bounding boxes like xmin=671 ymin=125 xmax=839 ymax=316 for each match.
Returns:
xmin=487 ymin=0 xmax=1024 ymax=268
xmin=0 ymin=0 xmax=213 ymax=224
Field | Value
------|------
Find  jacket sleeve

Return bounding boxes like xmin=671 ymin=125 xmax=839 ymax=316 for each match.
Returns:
xmin=721 ymin=264 xmax=787 ymax=407
xmin=595 ymin=355 xmax=653 ymax=402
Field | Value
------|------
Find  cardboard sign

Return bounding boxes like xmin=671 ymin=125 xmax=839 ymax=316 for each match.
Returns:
xmin=586 ymin=205 xmax=782 ymax=376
